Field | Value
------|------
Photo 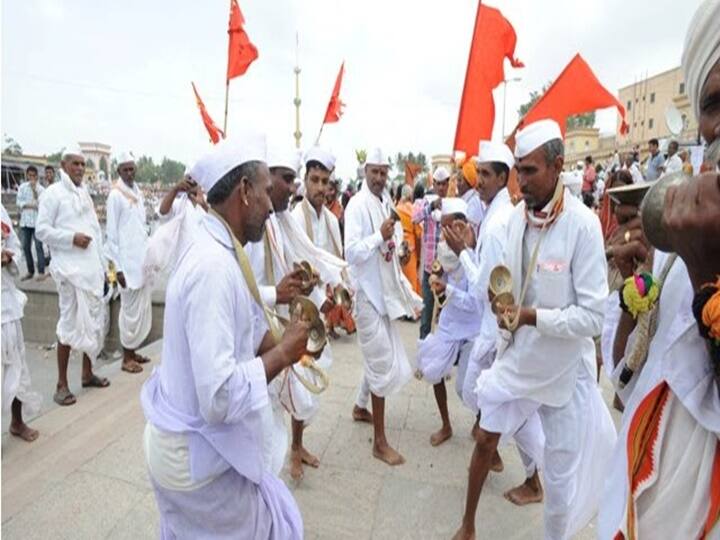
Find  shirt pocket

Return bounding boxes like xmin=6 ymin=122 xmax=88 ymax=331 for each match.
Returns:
xmin=535 ymin=262 xmax=571 ymax=309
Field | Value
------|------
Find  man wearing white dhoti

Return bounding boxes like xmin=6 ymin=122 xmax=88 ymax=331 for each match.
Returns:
xmin=141 ymin=135 xmax=308 ymax=539
xmin=105 ymin=152 xmax=152 ymax=374
xmin=247 ymin=146 xmax=347 ymax=481
xmin=344 ymin=147 xmax=422 ymax=465
xmin=416 ymin=197 xmax=482 ymax=447
xmin=36 ymin=147 xmax=110 ymax=406
xmin=2 ymin=204 xmax=42 ymax=442
xmin=445 ymin=141 xmax=544 ymax=505
xmin=599 ymin=4 xmax=720 ymax=537
xmin=452 ymin=120 xmax=617 ymax=540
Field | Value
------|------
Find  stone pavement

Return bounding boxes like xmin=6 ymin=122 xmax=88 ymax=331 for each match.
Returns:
xmin=1 ymin=321 xmax=620 ymax=539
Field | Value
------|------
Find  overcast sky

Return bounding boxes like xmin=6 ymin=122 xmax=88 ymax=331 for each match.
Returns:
xmin=1 ymin=0 xmax=701 ymax=178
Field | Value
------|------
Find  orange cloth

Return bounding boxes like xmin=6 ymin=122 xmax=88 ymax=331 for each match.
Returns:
xmin=461 ymin=158 xmax=478 ymax=188
xmin=326 ymin=199 xmax=343 ymax=221
xmin=226 ymin=0 xmax=258 ymax=81
xmin=323 ymin=62 xmax=345 ymax=124
xmin=326 ymin=304 xmax=355 ymax=334
xmin=191 ymin=82 xmax=224 ymax=144
xmin=396 ymin=200 xmax=422 ymax=294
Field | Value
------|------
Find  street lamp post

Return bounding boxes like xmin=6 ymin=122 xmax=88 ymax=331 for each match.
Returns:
xmin=501 ymin=76 xmax=522 ymax=139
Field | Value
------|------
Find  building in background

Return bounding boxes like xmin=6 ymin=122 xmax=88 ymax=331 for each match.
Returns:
xmin=79 ymin=141 xmax=112 ymax=184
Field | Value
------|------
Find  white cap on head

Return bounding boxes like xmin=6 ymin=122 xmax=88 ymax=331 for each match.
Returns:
xmin=432 ymin=166 xmax=450 ymax=182
xmin=62 ymin=145 xmax=85 ymax=160
xmin=267 ymin=146 xmax=301 ymax=173
xmin=305 ymin=146 xmax=336 ymax=172
xmin=477 ymin=140 xmax=515 ymax=170
xmin=441 ymin=197 xmax=467 ymax=217
xmin=514 ymin=119 xmax=563 ymax=159
xmin=190 ymin=133 xmax=267 ymax=194
xmin=681 ymin=0 xmax=720 ymax=120
xmin=116 ymin=151 xmax=136 ymax=166
xmin=365 ymin=147 xmax=390 ymax=167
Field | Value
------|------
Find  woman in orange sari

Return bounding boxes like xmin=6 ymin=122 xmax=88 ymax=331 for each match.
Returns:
xmin=396 ymin=184 xmax=422 ymax=294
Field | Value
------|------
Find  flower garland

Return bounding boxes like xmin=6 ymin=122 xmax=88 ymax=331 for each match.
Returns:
xmin=620 ymin=272 xmax=660 ymax=319
xmin=692 ymin=276 xmax=720 ymax=372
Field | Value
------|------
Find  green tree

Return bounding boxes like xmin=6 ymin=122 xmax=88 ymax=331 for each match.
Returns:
xmin=135 ymin=155 xmax=158 ymax=184
xmin=86 ymin=158 xmax=96 ymax=170
xmin=2 ymin=135 xmax=23 ymax=156
xmin=158 ymin=157 xmax=185 ymax=184
xmin=46 ymin=149 xmax=63 ymax=163
xmin=99 ymin=156 xmax=109 ymax=176
xmin=517 ymin=83 xmax=596 ymax=130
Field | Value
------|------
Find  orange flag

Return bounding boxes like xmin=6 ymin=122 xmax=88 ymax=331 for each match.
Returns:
xmin=405 ymin=162 xmax=422 ymax=186
xmin=454 ymin=3 xmax=524 ymax=155
xmin=226 ymin=0 xmax=258 ymax=81
xmin=323 ymin=62 xmax=346 ymax=124
xmin=192 ymin=82 xmax=225 ymax=144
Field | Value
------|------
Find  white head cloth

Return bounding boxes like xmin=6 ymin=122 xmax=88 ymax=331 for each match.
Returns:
xmin=432 ymin=166 xmax=450 ymax=182
xmin=115 ymin=151 xmax=136 ymax=166
xmin=191 ymin=133 xmax=267 ymax=194
xmin=268 ymin=146 xmax=301 ymax=173
xmin=515 ymin=119 xmax=563 ymax=158
xmin=681 ymin=0 xmax=720 ymax=119
xmin=305 ymin=146 xmax=336 ymax=171
xmin=62 ymin=145 xmax=85 ymax=159
xmin=365 ymin=147 xmax=390 ymax=167
xmin=477 ymin=140 xmax=515 ymax=170
xmin=441 ymin=197 xmax=467 ymax=217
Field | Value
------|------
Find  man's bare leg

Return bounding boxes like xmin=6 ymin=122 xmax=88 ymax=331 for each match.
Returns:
xmin=289 ymin=417 xmax=319 ymax=481
xmin=371 ymin=393 xmax=405 ymax=465
xmin=81 ymin=354 xmax=109 ymax=387
xmin=503 ymin=469 xmax=543 ymax=506
xmin=430 ymin=381 xmax=452 ymax=446
xmin=451 ymin=429 xmax=501 ymax=540
xmin=9 ymin=398 xmax=38 ymax=442
xmin=121 ymin=347 xmax=143 ymax=373
xmin=352 ymin=376 xmax=373 ymax=423
xmin=472 ymin=415 xmax=503 ymax=472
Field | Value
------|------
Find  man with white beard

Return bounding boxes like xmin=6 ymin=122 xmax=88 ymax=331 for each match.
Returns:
xmin=36 ymin=146 xmax=110 ymax=406
xmin=105 ymin=151 xmax=152 ymax=374
xmin=344 ymin=147 xmax=422 ymax=465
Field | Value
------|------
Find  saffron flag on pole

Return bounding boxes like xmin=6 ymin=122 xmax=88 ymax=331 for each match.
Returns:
xmin=323 ymin=62 xmax=346 ymax=124
xmin=453 ymin=2 xmax=524 ymax=155
xmin=226 ymin=0 xmax=258 ymax=81
xmin=192 ymin=82 xmax=225 ymax=144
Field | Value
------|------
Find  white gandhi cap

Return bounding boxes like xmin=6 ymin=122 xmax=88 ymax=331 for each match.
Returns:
xmin=190 ymin=132 xmax=267 ymax=194
xmin=514 ymin=119 xmax=563 ymax=159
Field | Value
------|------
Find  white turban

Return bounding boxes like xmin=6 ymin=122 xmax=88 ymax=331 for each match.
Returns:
xmin=477 ymin=140 xmax=515 ymax=170
xmin=268 ymin=146 xmax=301 ymax=173
xmin=305 ymin=146 xmax=336 ymax=171
xmin=681 ymin=0 xmax=720 ymax=120
xmin=190 ymin=133 xmax=267 ymax=194
xmin=365 ymin=147 xmax=390 ymax=167
xmin=441 ymin=197 xmax=467 ymax=217
xmin=62 ymin=145 xmax=85 ymax=159
xmin=116 ymin=151 xmax=136 ymax=166
xmin=515 ymin=119 xmax=563 ymax=159
xmin=432 ymin=166 xmax=450 ymax=182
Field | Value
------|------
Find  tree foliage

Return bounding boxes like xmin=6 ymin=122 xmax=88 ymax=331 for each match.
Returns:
xmin=517 ymin=83 xmax=596 ymax=130
xmin=2 ymin=135 xmax=23 ymax=156
xmin=134 ymin=155 xmax=185 ymax=184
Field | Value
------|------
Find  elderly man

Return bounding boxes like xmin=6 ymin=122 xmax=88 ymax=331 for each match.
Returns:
xmin=345 ymin=148 xmax=421 ymax=465
xmin=445 ymin=141 xmax=544 ymax=505
xmin=456 ymin=158 xmax=485 ymax=236
xmin=2 ymin=203 xmax=42 ymax=442
xmin=248 ymin=146 xmax=347 ymax=481
xmin=623 ymin=152 xmax=645 ymax=184
xmin=105 ymin=152 xmax=152 ymax=374
xmin=413 ymin=166 xmax=450 ymax=339
xmin=452 ymin=120 xmax=616 ymax=540
xmin=599 ymin=2 xmax=720 ymax=537
xmin=36 ymin=147 xmax=110 ymax=406
xmin=141 ymin=136 xmax=307 ymax=539
xmin=16 ymin=165 xmax=47 ymax=281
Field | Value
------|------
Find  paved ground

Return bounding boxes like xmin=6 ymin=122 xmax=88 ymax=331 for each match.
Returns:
xmin=1 ymin=321 xmax=620 ymax=539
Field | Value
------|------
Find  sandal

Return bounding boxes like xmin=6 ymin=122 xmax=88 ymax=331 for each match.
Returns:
xmin=122 ymin=360 xmax=143 ymax=374
xmin=53 ymin=387 xmax=77 ymax=406
xmin=81 ymin=374 xmax=111 ymax=388
xmin=134 ymin=354 xmax=151 ymax=364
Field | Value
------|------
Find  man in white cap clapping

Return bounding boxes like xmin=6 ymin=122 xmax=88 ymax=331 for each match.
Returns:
xmin=141 ymin=135 xmax=307 ymax=539
xmin=452 ymin=120 xmax=616 ymax=540
xmin=105 ymin=151 xmax=152 ymax=374
xmin=36 ymin=146 xmax=110 ymax=406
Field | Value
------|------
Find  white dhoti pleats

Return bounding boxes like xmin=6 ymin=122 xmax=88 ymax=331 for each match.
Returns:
xmin=56 ymin=280 xmax=104 ymax=362
xmin=261 ymin=384 xmax=289 ymax=476
xmin=416 ymin=333 xmax=461 ymax=385
xmin=1 ymin=320 xmax=42 ymax=416
xmin=119 ymin=286 xmax=153 ymax=349
xmin=354 ymin=292 xmax=411 ymax=398
xmin=458 ymin=340 xmax=495 ymax=414
xmin=277 ymin=345 xmax=332 ymax=423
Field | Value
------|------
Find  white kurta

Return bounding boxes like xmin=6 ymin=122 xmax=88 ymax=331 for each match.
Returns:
xmin=141 ymin=213 xmax=302 ymax=539
xmin=35 ymin=172 xmax=106 ymax=359
xmin=292 ymin=198 xmax=343 ymax=258
xmin=106 ymin=181 xmax=152 ymax=349
xmin=461 ymin=188 xmax=485 ymax=236
xmin=598 ymin=253 xmax=720 ymax=540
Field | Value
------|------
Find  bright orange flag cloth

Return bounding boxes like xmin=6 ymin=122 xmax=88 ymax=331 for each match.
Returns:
xmin=323 ymin=62 xmax=346 ymax=124
xmin=227 ymin=0 xmax=258 ymax=81
xmin=192 ymin=82 xmax=224 ymax=144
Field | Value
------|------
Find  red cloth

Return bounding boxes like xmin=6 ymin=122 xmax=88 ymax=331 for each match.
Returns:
xmin=454 ymin=3 xmax=524 ymax=155
xmin=323 ymin=62 xmax=346 ymax=124
xmin=582 ymin=165 xmax=597 ymax=192
xmin=405 ymin=162 xmax=422 ymax=186
xmin=226 ymin=0 xmax=258 ymax=81
xmin=516 ymin=53 xmax=629 ymax=136
xmin=191 ymin=82 xmax=224 ymax=144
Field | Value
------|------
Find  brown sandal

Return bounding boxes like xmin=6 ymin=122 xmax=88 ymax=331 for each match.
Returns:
xmin=121 ymin=360 xmax=143 ymax=374
xmin=134 ymin=354 xmax=151 ymax=364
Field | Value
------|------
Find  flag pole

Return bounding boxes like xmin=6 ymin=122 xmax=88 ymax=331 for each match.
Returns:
xmin=315 ymin=122 xmax=325 ymax=146
xmin=223 ymin=0 xmax=232 ymax=136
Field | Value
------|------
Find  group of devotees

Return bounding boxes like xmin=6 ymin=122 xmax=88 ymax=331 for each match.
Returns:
xmin=1 ymin=1 xmax=719 ymax=538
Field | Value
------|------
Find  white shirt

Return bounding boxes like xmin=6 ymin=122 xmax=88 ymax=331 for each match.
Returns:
xmin=1 ymin=204 xmax=27 ymax=323
xmin=461 ymin=189 xmax=485 ymax=235
xmin=292 ymin=199 xmax=342 ymax=258
xmin=35 ymin=171 xmax=105 ymax=294
xmin=105 ymin=181 xmax=149 ymax=290
xmin=492 ymin=191 xmax=607 ymax=406
xmin=664 ymin=153 xmax=683 ymax=175
xmin=15 ymin=181 xmax=44 ymax=228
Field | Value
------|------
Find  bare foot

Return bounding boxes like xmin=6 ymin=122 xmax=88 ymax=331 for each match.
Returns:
xmin=373 ymin=442 xmax=405 ymax=466
xmin=430 ymin=425 xmax=452 ymax=446
xmin=289 ymin=449 xmax=304 ymax=481
xmin=352 ymin=405 xmax=373 ymax=423
xmin=9 ymin=422 xmax=39 ymax=442
xmin=299 ymin=446 xmax=320 ymax=468
xmin=503 ymin=475 xmax=543 ymax=506
xmin=490 ymin=449 xmax=504 ymax=473
xmin=451 ymin=525 xmax=476 ymax=540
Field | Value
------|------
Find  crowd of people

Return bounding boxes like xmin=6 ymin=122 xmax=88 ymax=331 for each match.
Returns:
xmin=1 ymin=0 xmax=719 ymax=538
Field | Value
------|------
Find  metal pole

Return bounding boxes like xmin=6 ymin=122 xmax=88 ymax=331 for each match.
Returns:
xmin=223 ymin=0 xmax=232 ymax=135
xmin=294 ymin=33 xmax=302 ymax=149
xmin=501 ymin=80 xmax=508 ymax=139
